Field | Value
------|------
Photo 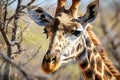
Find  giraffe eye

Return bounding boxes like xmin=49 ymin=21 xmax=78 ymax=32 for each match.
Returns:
xmin=72 ymin=30 xmax=81 ymax=37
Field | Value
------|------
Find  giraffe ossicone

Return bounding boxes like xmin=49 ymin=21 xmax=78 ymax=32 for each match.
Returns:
xmin=28 ymin=0 xmax=120 ymax=79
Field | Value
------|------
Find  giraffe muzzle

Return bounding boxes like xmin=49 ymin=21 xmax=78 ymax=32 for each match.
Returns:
xmin=41 ymin=52 xmax=61 ymax=74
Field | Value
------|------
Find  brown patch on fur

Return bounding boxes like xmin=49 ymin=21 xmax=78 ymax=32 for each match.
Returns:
xmin=96 ymin=57 xmax=102 ymax=73
xmin=90 ymin=55 xmax=95 ymax=68
xmin=84 ymin=67 xmax=94 ymax=78
xmin=55 ymin=49 xmax=60 ymax=53
xmin=104 ymin=67 xmax=112 ymax=79
xmin=86 ymin=38 xmax=92 ymax=47
xmin=95 ymin=74 xmax=102 ymax=80
xmin=93 ymin=48 xmax=97 ymax=55
xmin=59 ymin=44 xmax=62 ymax=47
xmin=58 ymin=35 xmax=62 ymax=41
xmin=54 ymin=43 xmax=58 ymax=47
xmin=87 ymin=25 xmax=120 ymax=79
xmin=87 ymin=49 xmax=92 ymax=60
xmin=80 ymin=58 xmax=89 ymax=69
xmin=76 ymin=43 xmax=82 ymax=52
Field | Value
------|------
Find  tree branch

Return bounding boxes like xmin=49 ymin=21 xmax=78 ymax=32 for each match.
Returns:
xmin=0 ymin=52 xmax=32 ymax=80
xmin=100 ymin=5 xmax=120 ymax=65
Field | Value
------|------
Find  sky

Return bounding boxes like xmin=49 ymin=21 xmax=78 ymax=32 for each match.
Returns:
xmin=10 ymin=0 xmax=92 ymax=9
xmin=9 ymin=0 xmax=118 ymax=15
xmin=10 ymin=0 xmax=114 ymax=9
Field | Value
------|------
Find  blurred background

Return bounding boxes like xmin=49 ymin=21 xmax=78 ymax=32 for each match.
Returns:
xmin=0 ymin=0 xmax=120 ymax=80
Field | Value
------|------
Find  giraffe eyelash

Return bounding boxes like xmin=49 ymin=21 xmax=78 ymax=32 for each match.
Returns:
xmin=72 ymin=30 xmax=81 ymax=37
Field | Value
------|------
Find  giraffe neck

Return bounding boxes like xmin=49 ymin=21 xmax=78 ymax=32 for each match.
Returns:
xmin=75 ymin=31 xmax=117 ymax=80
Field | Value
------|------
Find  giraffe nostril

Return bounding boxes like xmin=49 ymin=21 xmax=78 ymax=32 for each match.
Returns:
xmin=46 ymin=58 xmax=51 ymax=63
xmin=52 ymin=56 xmax=56 ymax=62
xmin=44 ymin=55 xmax=57 ymax=63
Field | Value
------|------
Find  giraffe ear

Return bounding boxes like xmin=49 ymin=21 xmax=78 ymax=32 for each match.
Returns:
xmin=27 ymin=6 xmax=53 ymax=26
xmin=82 ymin=1 xmax=99 ymax=23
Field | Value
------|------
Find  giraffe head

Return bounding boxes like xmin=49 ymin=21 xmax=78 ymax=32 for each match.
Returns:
xmin=28 ymin=0 xmax=99 ymax=74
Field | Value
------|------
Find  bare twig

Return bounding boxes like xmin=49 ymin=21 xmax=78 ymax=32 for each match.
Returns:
xmin=7 ymin=0 xmax=16 ymax=7
xmin=36 ymin=0 xmax=48 ymax=5
xmin=0 ymin=52 xmax=32 ymax=80
xmin=28 ymin=0 xmax=35 ymax=6
xmin=11 ymin=0 xmax=21 ymax=41
xmin=19 ymin=0 xmax=35 ymax=11
xmin=7 ymin=0 xmax=35 ymax=24
xmin=0 ymin=0 xmax=37 ymax=80
xmin=0 ymin=25 xmax=11 ymax=46
xmin=6 ymin=14 xmax=15 ymax=24
xmin=3 ymin=0 xmax=8 ymax=23
xmin=100 ymin=4 xmax=120 ymax=65
xmin=22 ymin=46 xmax=41 ymax=66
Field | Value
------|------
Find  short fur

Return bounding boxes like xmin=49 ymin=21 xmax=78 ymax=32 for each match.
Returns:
xmin=87 ymin=25 xmax=120 ymax=79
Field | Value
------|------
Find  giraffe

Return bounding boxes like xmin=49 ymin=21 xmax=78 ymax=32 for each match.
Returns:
xmin=27 ymin=0 xmax=120 ymax=79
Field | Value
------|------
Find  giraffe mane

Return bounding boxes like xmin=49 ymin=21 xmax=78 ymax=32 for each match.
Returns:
xmin=87 ymin=25 xmax=120 ymax=79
